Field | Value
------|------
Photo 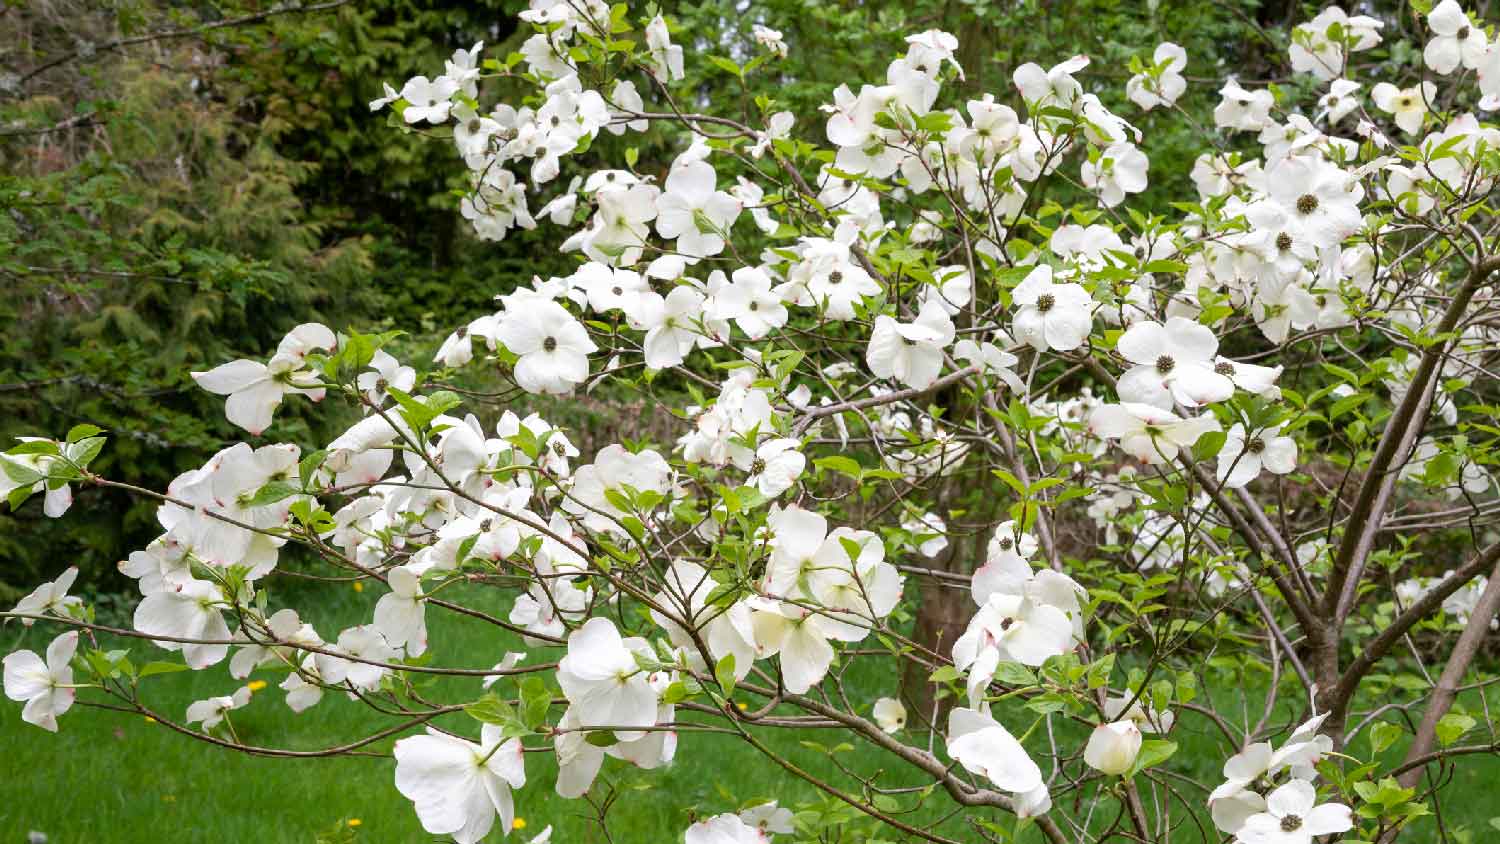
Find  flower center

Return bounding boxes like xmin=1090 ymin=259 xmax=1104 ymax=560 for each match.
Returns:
xmin=1458 ymin=25 xmax=1471 ymax=39
xmin=999 ymin=537 xmax=1013 ymax=550
xmin=750 ymin=457 xmax=766 ymax=474
xmin=749 ymin=301 xmax=759 ymax=311
xmin=1247 ymin=438 xmax=1266 ymax=454
xmin=1155 ymin=355 xmax=1175 ymax=374
xmin=1280 ymin=815 xmax=1303 ymax=833
xmin=543 ymin=336 xmax=558 ymax=352
xmin=611 ymin=286 xmax=623 ymax=296
xmin=1276 ymin=232 xmax=1293 ymax=252
xmin=1214 ymin=361 xmax=1235 ymax=376
xmin=1036 ymin=293 xmax=1056 ymax=313
xmin=999 ymin=617 xmax=1014 ymax=631
xmin=1296 ymin=194 xmax=1319 ymax=215
xmin=467 ymin=118 xmax=481 ymax=134
xmin=828 ymin=270 xmax=844 ymax=285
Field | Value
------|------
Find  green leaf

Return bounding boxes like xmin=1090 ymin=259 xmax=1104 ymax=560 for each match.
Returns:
xmin=7 ymin=485 xmax=34 ymax=510
xmin=1131 ymin=739 xmax=1178 ymax=774
xmin=1194 ymin=430 xmax=1227 ymax=460
xmin=584 ymin=730 xmax=620 ymax=747
xmin=1369 ymin=721 xmax=1402 ymax=756
xmin=65 ymin=436 xmax=107 ymax=469
xmin=1435 ymin=712 xmax=1475 ymax=746
xmin=929 ymin=665 xmax=960 ymax=684
xmin=706 ymin=55 xmax=742 ymax=78
xmin=714 ymin=652 xmax=737 ymax=698
xmin=814 ymin=455 xmax=862 ymax=478
xmin=520 ymin=677 xmax=552 ymax=730
xmin=299 ymin=449 xmax=327 ymax=488
xmin=662 ymin=681 xmax=689 ymax=705
xmin=245 ymin=480 xmax=300 ymax=508
xmin=992 ymin=662 xmax=1037 ymax=686
xmin=465 ymin=694 xmax=517 ymax=725
xmin=137 ymin=661 xmax=190 ymax=679
xmin=0 ymin=457 xmax=43 ymax=486
xmin=66 ymin=424 xmax=104 ymax=443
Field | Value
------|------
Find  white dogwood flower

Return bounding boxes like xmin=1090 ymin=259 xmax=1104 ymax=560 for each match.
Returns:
xmin=1425 ymin=0 xmax=1488 ymax=75
xmin=1371 ymin=81 xmax=1436 ymax=134
xmin=134 ymin=578 xmax=232 ymax=669
xmin=866 ymin=299 xmax=955 ymax=389
xmin=1117 ymin=317 xmax=1234 ymax=408
xmin=1084 ymin=720 xmax=1143 ymax=775
xmin=1126 ymin=43 xmax=1187 ymax=110
xmin=496 ymin=301 xmax=598 ymax=394
xmin=1234 ymin=779 xmax=1352 ymax=844
xmin=185 ymin=685 xmax=252 ymax=731
xmin=1088 ymin=403 xmax=1220 ymax=465
xmin=873 ymin=697 xmax=907 ymax=733
xmin=556 ymin=618 xmax=660 ymax=738
xmin=1012 ymin=265 xmax=1094 ymax=352
xmin=1218 ymin=423 xmax=1298 ymax=488
xmin=11 ymin=566 xmax=82 ymax=625
xmin=374 ymin=565 xmax=428 ymax=656
xmin=946 ymin=706 xmax=1044 ymax=794
xmin=192 ymin=323 xmax=336 ymax=435
xmin=394 ymin=725 xmax=526 ymax=844
xmin=746 ymin=438 xmax=806 ymax=498
xmin=3 ymin=631 xmax=79 ymax=732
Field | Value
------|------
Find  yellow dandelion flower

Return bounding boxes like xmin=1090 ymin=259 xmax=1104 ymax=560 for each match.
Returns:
xmin=143 ymin=715 xmax=156 ymax=723
xmin=347 ymin=819 xmax=363 ymax=828
xmin=352 ymin=581 xmax=364 ymax=593
xmin=512 ymin=818 xmax=527 ymax=830
xmin=247 ymin=680 xmax=268 ymax=692
xmin=736 ymin=702 xmax=748 ymax=711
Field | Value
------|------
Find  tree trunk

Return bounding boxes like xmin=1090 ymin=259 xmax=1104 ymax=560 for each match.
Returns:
xmin=900 ymin=529 xmax=974 ymax=729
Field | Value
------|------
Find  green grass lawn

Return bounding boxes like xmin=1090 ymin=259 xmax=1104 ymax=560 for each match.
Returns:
xmin=0 ymin=580 xmax=945 ymax=844
xmin=3 ymin=580 xmax=1499 ymax=842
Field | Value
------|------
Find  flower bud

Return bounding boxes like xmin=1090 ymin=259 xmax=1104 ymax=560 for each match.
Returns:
xmin=873 ymin=697 xmax=907 ymax=734
xmin=1084 ymin=720 xmax=1142 ymax=775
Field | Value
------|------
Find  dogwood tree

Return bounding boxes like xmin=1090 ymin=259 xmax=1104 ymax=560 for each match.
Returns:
xmin=8 ymin=1 xmax=1500 ymax=842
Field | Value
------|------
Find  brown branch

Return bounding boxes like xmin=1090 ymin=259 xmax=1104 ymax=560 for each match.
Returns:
xmin=1322 ymin=255 xmax=1500 ymax=625
xmin=792 ymin=365 xmax=981 ymax=436
xmin=1324 ymin=540 xmax=1500 ymax=726
xmin=1395 ymin=553 xmax=1500 ymax=788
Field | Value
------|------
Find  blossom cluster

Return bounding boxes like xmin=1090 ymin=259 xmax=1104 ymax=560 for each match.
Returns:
xmin=8 ymin=1 xmax=1500 ymax=841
